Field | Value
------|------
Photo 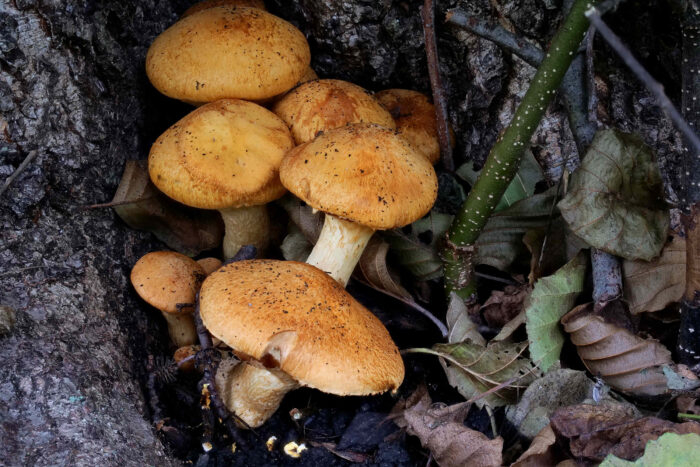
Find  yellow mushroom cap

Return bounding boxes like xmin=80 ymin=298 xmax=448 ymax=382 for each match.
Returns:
xmin=131 ymin=251 xmax=206 ymax=314
xmin=197 ymin=257 xmax=224 ymax=275
xmin=199 ymin=260 xmax=405 ymax=395
xmin=148 ymin=99 xmax=294 ymax=209
xmin=271 ymin=79 xmax=396 ymax=144
xmin=280 ymin=123 xmax=438 ymax=230
xmin=375 ymin=89 xmax=441 ymax=165
xmin=146 ymin=6 xmax=310 ymax=103
xmin=182 ymin=0 xmax=266 ymax=18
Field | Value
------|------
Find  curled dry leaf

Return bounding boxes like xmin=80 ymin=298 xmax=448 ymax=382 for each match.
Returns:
xmin=280 ymin=224 xmax=313 ymax=262
xmin=111 ymin=160 xmax=224 ymax=256
xmin=393 ymin=385 xmax=502 ymax=467
xmin=512 ymin=424 xmax=558 ymax=467
xmin=277 ymin=194 xmax=323 ymax=243
xmin=622 ymin=235 xmax=686 ymax=314
xmin=600 ymin=432 xmax=700 ymax=467
xmin=558 ymin=129 xmax=669 ymax=261
xmin=550 ymin=403 xmax=700 ymax=462
xmin=561 ymin=302 xmax=672 ymax=396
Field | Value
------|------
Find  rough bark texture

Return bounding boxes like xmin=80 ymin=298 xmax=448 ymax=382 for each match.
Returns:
xmin=0 ymin=0 xmax=687 ymax=465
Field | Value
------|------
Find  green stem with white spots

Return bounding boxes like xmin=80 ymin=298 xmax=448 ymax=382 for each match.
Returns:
xmin=442 ymin=0 xmax=595 ymax=299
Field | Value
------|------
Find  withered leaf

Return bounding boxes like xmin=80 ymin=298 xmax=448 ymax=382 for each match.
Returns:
xmin=357 ymin=236 xmax=411 ymax=298
xmin=111 ymin=160 xmax=223 ymax=256
xmin=601 ymin=432 xmax=700 ymax=467
xmin=482 ymin=284 xmax=530 ymax=328
xmin=558 ymin=129 xmax=669 ymax=261
xmin=280 ymin=224 xmax=313 ymax=262
xmin=393 ymin=386 xmax=502 ymax=467
xmin=550 ymin=403 xmax=700 ymax=462
xmin=622 ymin=235 xmax=686 ymax=314
xmin=561 ymin=302 xmax=672 ymax=396
xmin=512 ymin=424 xmax=558 ymax=467
xmin=277 ymin=194 xmax=323 ymax=243
xmin=446 ymin=292 xmax=485 ymax=345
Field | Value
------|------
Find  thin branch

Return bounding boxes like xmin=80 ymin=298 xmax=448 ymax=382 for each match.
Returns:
xmin=0 ymin=150 xmax=38 ymax=199
xmin=586 ymin=7 xmax=700 ymax=157
xmin=422 ymin=0 xmax=454 ymax=171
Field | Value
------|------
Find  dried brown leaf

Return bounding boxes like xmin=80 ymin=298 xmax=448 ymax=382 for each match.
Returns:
xmin=622 ymin=235 xmax=686 ymax=314
xmin=277 ymin=194 xmax=323 ymax=243
xmin=446 ymin=292 xmax=484 ymax=345
xmin=550 ymin=403 xmax=700 ymax=462
xmin=357 ymin=236 xmax=411 ymax=299
xmin=482 ymin=284 xmax=530 ymax=328
xmin=561 ymin=303 xmax=672 ymax=396
xmin=512 ymin=424 xmax=558 ymax=467
xmin=111 ymin=161 xmax=223 ymax=256
xmin=394 ymin=386 xmax=502 ymax=467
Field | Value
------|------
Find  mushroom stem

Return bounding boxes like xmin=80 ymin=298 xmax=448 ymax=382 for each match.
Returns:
xmin=218 ymin=205 xmax=270 ymax=259
xmin=305 ymin=214 xmax=374 ymax=287
xmin=161 ymin=311 xmax=198 ymax=347
xmin=217 ymin=361 xmax=299 ymax=428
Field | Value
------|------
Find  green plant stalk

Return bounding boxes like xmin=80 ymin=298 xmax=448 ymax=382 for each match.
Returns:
xmin=443 ymin=0 xmax=595 ymax=299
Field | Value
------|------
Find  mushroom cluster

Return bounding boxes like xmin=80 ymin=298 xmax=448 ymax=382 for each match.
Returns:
xmin=129 ymin=0 xmax=443 ymax=435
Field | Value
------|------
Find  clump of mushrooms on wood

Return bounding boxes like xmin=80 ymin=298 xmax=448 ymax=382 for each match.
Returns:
xmin=128 ymin=0 xmax=442 ymax=454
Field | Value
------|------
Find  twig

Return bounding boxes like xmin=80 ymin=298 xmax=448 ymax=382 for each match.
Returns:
xmin=355 ymin=278 xmax=449 ymax=338
xmin=585 ymin=7 xmax=700 ymax=156
xmin=422 ymin=0 xmax=454 ymax=171
xmin=678 ymin=412 xmax=700 ymax=421
xmin=445 ymin=11 xmax=544 ymax=67
xmin=0 ymin=150 xmax=38 ymax=199
xmin=81 ymin=196 xmax=157 ymax=210
xmin=442 ymin=0 xmax=595 ymax=299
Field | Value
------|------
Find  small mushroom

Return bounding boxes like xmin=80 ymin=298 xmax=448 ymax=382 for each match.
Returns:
xmin=173 ymin=345 xmax=199 ymax=372
xmin=146 ymin=6 xmax=310 ymax=104
xmin=149 ymin=99 xmax=295 ymax=258
xmin=131 ymin=251 xmax=205 ymax=347
xmin=272 ymin=79 xmax=396 ymax=144
xmin=182 ymin=0 xmax=266 ymax=18
xmin=196 ymin=257 xmax=223 ymax=275
xmin=279 ymin=123 xmax=438 ymax=286
xmin=200 ymin=260 xmax=404 ymax=427
xmin=375 ymin=89 xmax=445 ymax=165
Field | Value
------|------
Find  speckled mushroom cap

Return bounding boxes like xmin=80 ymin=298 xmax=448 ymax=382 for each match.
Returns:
xmin=146 ymin=6 xmax=310 ymax=103
xmin=131 ymin=251 xmax=206 ymax=314
xmin=149 ymin=99 xmax=294 ymax=209
xmin=279 ymin=123 xmax=438 ymax=230
xmin=271 ymin=79 xmax=396 ymax=144
xmin=182 ymin=0 xmax=266 ymax=18
xmin=375 ymin=89 xmax=440 ymax=165
xmin=199 ymin=260 xmax=405 ymax=395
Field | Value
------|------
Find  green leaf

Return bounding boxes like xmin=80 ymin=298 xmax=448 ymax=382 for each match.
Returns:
xmin=558 ymin=129 xmax=669 ymax=261
xmin=410 ymin=341 xmax=541 ymax=408
xmin=474 ymin=187 xmax=559 ymax=271
xmin=281 ymin=224 xmax=312 ymax=262
xmin=525 ymin=251 xmax=587 ymax=371
xmin=383 ymin=211 xmax=452 ymax=281
xmin=600 ymin=433 xmax=700 ymax=467
xmin=457 ymin=150 xmax=545 ymax=212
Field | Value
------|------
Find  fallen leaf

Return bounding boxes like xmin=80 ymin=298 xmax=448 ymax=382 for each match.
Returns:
xmin=277 ymin=194 xmax=323 ymax=243
xmin=558 ymin=129 xmax=669 ymax=261
xmin=505 ymin=369 xmax=634 ymax=439
xmin=550 ymin=403 xmax=700 ymax=462
xmin=111 ymin=160 xmax=223 ymax=256
xmin=446 ymin=292 xmax=485 ymax=345
xmin=622 ymin=235 xmax=686 ymax=314
xmin=525 ymin=252 xmax=587 ymax=371
xmin=357 ymin=236 xmax=411 ymax=299
xmin=457 ymin=150 xmax=545 ymax=213
xmin=512 ymin=424 xmax=558 ymax=467
xmin=600 ymin=432 xmax=700 ymax=467
xmin=492 ymin=310 xmax=526 ymax=342
xmin=393 ymin=386 xmax=503 ymax=467
xmin=280 ymin=224 xmax=313 ymax=262
xmin=662 ymin=365 xmax=700 ymax=391
xmin=383 ymin=211 xmax=452 ymax=281
xmin=522 ymin=220 xmax=569 ymax=284
xmin=410 ymin=340 xmax=541 ymax=408
xmin=482 ymin=284 xmax=530 ymax=328
xmin=474 ymin=187 xmax=559 ymax=272
xmin=561 ymin=302 xmax=672 ymax=396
